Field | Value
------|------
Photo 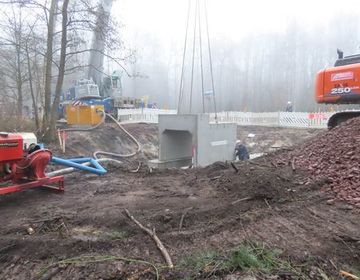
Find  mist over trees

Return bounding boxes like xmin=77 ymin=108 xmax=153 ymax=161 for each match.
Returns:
xmin=0 ymin=0 xmax=360 ymax=136
xmin=123 ymin=12 xmax=360 ymax=112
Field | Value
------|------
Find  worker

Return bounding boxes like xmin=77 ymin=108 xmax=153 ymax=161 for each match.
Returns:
xmin=234 ymin=140 xmax=249 ymax=161
xmin=285 ymin=101 xmax=293 ymax=112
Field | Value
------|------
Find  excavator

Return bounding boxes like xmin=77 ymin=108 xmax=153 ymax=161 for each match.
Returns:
xmin=315 ymin=49 xmax=360 ymax=128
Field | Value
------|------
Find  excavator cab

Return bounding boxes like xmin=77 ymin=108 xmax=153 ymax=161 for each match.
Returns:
xmin=334 ymin=49 xmax=360 ymax=67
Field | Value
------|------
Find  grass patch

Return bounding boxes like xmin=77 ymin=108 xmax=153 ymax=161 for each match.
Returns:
xmin=105 ymin=230 xmax=129 ymax=240
xmin=226 ymin=242 xmax=281 ymax=272
xmin=179 ymin=241 xmax=301 ymax=279
xmin=180 ymin=250 xmax=224 ymax=272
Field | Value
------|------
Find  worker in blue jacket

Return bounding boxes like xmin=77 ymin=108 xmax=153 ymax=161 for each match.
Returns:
xmin=234 ymin=140 xmax=249 ymax=161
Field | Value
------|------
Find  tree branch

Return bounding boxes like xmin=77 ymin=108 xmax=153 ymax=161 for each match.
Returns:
xmin=65 ymin=48 xmax=131 ymax=76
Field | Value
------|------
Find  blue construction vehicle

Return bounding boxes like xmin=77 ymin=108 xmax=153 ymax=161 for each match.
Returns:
xmin=58 ymin=78 xmax=142 ymax=120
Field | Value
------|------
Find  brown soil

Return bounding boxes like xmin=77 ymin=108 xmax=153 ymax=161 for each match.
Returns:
xmin=55 ymin=123 xmax=158 ymax=160
xmin=0 ymin=125 xmax=359 ymax=279
xmin=53 ymin=123 xmax=320 ymax=159
xmin=237 ymin=125 xmax=321 ymax=155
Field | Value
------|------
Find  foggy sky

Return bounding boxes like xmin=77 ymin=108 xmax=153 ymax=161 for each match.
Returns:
xmin=115 ymin=0 xmax=360 ymax=47
xmin=110 ymin=0 xmax=360 ymax=112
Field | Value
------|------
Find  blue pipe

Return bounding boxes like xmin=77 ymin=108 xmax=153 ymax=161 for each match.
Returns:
xmin=65 ymin=157 xmax=93 ymax=163
xmin=51 ymin=156 xmax=107 ymax=175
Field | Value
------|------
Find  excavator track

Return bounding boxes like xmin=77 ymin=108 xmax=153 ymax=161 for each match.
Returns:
xmin=327 ymin=111 xmax=360 ymax=128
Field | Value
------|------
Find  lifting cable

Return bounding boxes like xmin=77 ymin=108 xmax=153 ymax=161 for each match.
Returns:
xmin=204 ymin=0 xmax=218 ymax=121
xmin=177 ymin=0 xmax=218 ymax=118
xmin=197 ymin=0 xmax=205 ymax=113
xmin=177 ymin=0 xmax=192 ymax=114
xmin=189 ymin=0 xmax=198 ymax=113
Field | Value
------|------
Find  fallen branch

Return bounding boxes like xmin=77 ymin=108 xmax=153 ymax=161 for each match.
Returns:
xmin=340 ymin=270 xmax=359 ymax=280
xmin=124 ymin=209 xmax=174 ymax=268
xmin=280 ymin=147 xmax=294 ymax=151
xmin=291 ymin=158 xmax=296 ymax=171
xmin=231 ymin=197 xmax=252 ymax=205
xmin=230 ymin=162 xmax=239 ymax=173
xmin=264 ymin=198 xmax=272 ymax=209
xmin=337 ymin=234 xmax=360 ymax=242
xmin=179 ymin=207 xmax=193 ymax=231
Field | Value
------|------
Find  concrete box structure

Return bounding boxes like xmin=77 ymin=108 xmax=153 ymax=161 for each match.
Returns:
xmin=149 ymin=114 xmax=237 ymax=168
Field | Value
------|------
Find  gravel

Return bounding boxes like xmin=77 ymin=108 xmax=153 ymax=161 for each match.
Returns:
xmin=277 ymin=117 xmax=360 ymax=207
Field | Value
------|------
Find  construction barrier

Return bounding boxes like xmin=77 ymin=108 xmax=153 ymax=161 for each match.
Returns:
xmin=117 ymin=109 xmax=334 ymax=129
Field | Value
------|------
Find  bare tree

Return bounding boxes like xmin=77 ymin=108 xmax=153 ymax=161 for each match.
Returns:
xmin=42 ymin=0 xmax=57 ymax=136
xmin=0 ymin=0 xmax=131 ymax=140
xmin=0 ymin=5 xmax=28 ymax=119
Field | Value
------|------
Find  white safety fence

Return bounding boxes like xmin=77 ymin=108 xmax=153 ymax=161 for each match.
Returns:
xmin=210 ymin=111 xmax=333 ymax=128
xmin=117 ymin=108 xmax=177 ymax=123
xmin=117 ymin=109 xmax=334 ymax=129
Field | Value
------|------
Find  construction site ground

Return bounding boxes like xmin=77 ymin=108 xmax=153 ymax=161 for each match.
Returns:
xmin=1 ymin=124 xmax=359 ymax=279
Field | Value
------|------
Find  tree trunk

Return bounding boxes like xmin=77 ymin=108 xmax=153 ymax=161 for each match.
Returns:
xmin=16 ymin=47 xmax=23 ymax=120
xmin=42 ymin=0 xmax=57 ymax=139
xmin=25 ymin=42 xmax=40 ymax=132
xmin=33 ymin=50 xmax=44 ymax=121
xmin=47 ymin=0 xmax=69 ymax=141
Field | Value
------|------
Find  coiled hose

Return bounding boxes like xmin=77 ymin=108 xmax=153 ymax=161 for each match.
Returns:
xmin=48 ymin=110 xmax=142 ymax=177
xmin=93 ymin=113 xmax=142 ymax=160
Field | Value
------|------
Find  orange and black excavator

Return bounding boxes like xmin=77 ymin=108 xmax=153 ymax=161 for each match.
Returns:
xmin=315 ymin=49 xmax=360 ymax=128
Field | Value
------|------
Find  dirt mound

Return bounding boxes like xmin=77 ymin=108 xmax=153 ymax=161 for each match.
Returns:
xmin=1 ymin=150 xmax=360 ymax=278
xmin=55 ymin=123 xmax=158 ymax=160
xmin=276 ymin=117 xmax=360 ymax=207
xmin=1 ymin=124 xmax=359 ymax=279
xmin=53 ymin=124 xmax=320 ymax=160
xmin=1 ymin=159 xmax=359 ymax=279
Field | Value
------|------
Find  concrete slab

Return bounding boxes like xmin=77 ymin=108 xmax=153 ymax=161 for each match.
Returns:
xmin=149 ymin=114 xmax=237 ymax=168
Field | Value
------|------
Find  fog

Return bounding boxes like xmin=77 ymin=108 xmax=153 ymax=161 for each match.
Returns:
xmin=1 ymin=0 xmax=360 ymax=120
xmin=113 ymin=0 xmax=360 ymax=112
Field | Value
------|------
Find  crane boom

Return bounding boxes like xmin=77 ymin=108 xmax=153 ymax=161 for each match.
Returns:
xmin=87 ymin=0 xmax=113 ymax=93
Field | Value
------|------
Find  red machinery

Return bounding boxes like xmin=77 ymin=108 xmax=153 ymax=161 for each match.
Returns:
xmin=315 ymin=50 xmax=360 ymax=127
xmin=0 ymin=132 xmax=64 ymax=195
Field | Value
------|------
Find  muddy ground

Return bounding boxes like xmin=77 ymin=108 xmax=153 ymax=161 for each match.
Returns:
xmin=236 ymin=126 xmax=320 ymax=155
xmin=53 ymin=123 xmax=320 ymax=159
xmin=0 ymin=124 xmax=359 ymax=280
